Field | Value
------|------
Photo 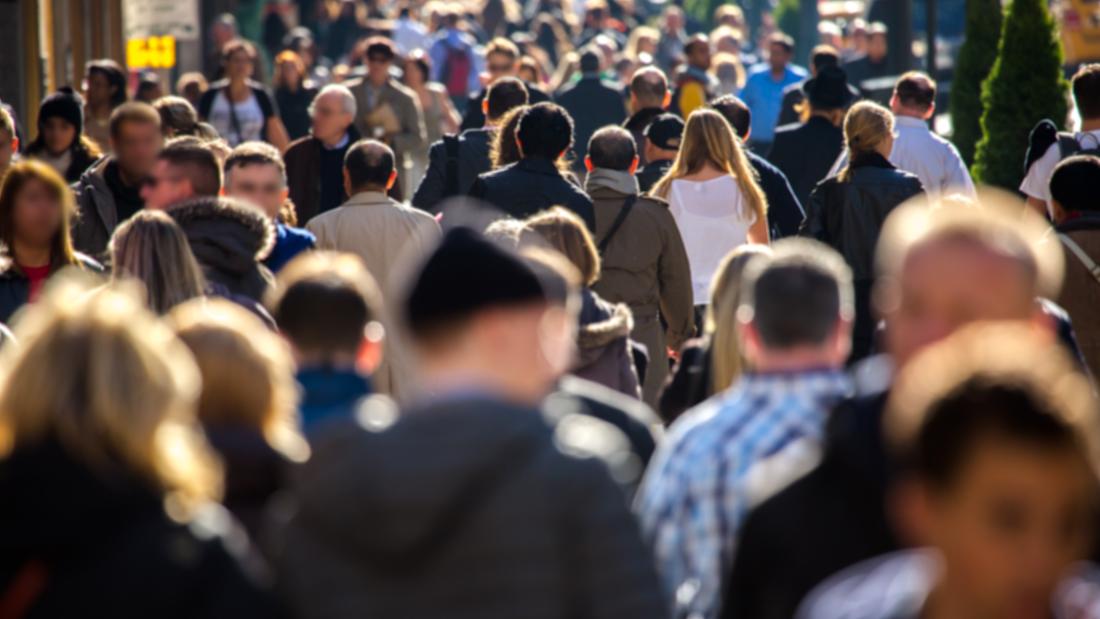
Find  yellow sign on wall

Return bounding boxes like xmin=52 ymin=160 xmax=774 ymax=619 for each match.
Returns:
xmin=127 ymin=35 xmax=176 ymax=69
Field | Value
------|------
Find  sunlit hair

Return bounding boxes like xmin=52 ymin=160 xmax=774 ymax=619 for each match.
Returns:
xmin=490 ymin=105 xmax=528 ymax=169
xmin=839 ymin=101 xmax=894 ymax=182
xmin=109 ymin=210 xmax=206 ymax=315
xmin=0 ymin=160 xmax=83 ymax=270
xmin=651 ymin=108 xmax=767 ymax=225
xmin=525 ymin=207 xmax=600 ymax=286
xmin=274 ymin=50 xmax=307 ymax=90
xmin=153 ymin=96 xmax=203 ymax=138
xmin=169 ymin=298 xmax=307 ymax=463
xmin=707 ymin=244 xmax=772 ymax=394
xmin=0 ymin=279 xmax=220 ymax=512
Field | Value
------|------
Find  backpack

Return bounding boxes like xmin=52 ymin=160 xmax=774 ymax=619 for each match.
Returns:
xmin=441 ymin=43 xmax=472 ymax=99
xmin=1024 ymin=119 xmax=1100 ymax=176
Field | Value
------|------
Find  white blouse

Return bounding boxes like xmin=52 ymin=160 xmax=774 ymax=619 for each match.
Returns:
xmin=668 ymin=176 xmax=755 ymax=305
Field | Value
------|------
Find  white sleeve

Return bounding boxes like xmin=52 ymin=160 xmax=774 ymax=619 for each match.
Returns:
xmin=1019 ymin=143 xmax=1060 ymax=203
xmin=944 ymin=143 xmax=977 ymax=198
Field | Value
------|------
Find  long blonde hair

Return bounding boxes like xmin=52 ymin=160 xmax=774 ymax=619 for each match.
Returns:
xmin=707 ymin=245 xmax=772 ymax=394
xmin=652 ymin=108 xmax=768 ymax=225
xmin=169 ymin=298 xmax=308 ymax=463
xmin=0 ymin=279 xmax=221 ymax=512
xmin=840 ymin=101 xmax=895 ymax=182
xmin=110 ymin=211 xmax=207 ymax=315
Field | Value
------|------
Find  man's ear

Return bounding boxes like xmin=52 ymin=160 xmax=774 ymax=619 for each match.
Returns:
xmin=343 ymin=168 xmax=353 ymax=196
xmin=11 ymin=138 xmax=19 ymax=153
xmin=356 ymin=322 xmax=385 ymax=374
xmin=628 ymin=155 xmax=640 ymax=175
xmin=662 ymin=90 xmax=672 ymax=109
xmin=924 ymin=103 xmax=935 ymax=121
xmin=386 ymin=169 xmax=398 ymax=190
xmin=281 ymin=188 xmax=290 ymax=202
xmin=584 ymin=156 xmax=594 ymax=173
xmin=219 ymin=187 xmax=227 ymax=196
xmin=515 ymin=136 xmax=524 ymax=158
xmin=482 ymin=98 xmax=489 ymax=115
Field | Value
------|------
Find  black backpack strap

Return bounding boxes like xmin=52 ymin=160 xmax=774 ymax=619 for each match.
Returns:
xmin=598 ymin=195 xmax=638 ymax=254
xmin=443 ymin=134 xmax=460 ymax=197
xmin=1058 ymin=132 xmax=1081 ymax=160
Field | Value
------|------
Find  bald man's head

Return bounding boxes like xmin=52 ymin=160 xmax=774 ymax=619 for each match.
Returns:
xmin=630 ymin=67 xmax=669 ymax=109
xmin=344 ymin=139 xmax=396 ymax=193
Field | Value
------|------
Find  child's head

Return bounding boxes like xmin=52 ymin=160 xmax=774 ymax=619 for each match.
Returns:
xmin=887 ymin=323 xmax=1100 ymax=617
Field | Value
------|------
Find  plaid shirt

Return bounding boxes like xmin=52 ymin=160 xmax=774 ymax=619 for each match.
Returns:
xmin=635 ymin=369 xmax=852 ymax=619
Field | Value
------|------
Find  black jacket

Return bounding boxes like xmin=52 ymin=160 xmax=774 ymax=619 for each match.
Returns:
xmin=469 ymin=158 xmax=596 ymax=230
xmin=747 ymin=150 xmax=804 ymax=239
xmin=555 ymin=76 xmax=628 ymax=167
xmin=0 ymin=440 xmax=282 ymax=619
xmin=0 ymin=253 xmax=103 ymax=323
xmin=801 ymin=154 xmax=924 ymax=359
xmin=274 ymin=396 xmax=667 ymax=619
xmin=768 ymin=116 xmax=846 ymax=210
xmin=460 ymin=82 xmax=551 ymax=131
xmin=657 ymin=336 xmax=714 ymax=425
xmin=777 ymin=80 xmax=861 ymax=127
xmin=636 ymin=158 xmax=673 ymax=194
xmin=723 ymin=392 xmax=898 ymax=619
xmin=204 ymin=426 xmax=292 ymax=547
xmin=412 ymin=127 xmax=495 ymax=212
xmin=623 ymin=107 xmax=667 ymax=166
xmin=168 ymin=198 xmax=277 ymax=303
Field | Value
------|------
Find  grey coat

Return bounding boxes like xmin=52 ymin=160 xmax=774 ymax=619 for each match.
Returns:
xmin=73 ymin=157 xmax=120 ymax=260
xmin=274 ymin=396 xmax=667 ymax=619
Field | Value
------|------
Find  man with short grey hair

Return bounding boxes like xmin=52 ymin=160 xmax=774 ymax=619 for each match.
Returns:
xmin=635 ymin=237 xmax=854 ymax=619
xmin=284 ymin=84 xmax=361 ymax=224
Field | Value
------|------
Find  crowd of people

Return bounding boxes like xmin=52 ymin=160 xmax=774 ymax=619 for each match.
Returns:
xmin=3 ymin=1 xmax=1100 ymax=618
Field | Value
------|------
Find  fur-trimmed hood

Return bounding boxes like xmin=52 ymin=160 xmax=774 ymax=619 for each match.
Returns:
xmin=576 ymin=288 xmax=634 ymax=365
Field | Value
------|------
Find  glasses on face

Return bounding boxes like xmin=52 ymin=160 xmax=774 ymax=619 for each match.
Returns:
xmin=234 ymin=182 xmax=284 ymax=195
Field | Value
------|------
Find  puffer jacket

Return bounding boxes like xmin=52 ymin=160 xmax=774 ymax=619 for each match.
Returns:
xmin=573 ymin=288 xmax=640 ymax=399
xmin=168 ymin=198 xmax=277 ymax=303
xmin=800 ymin=153 xmax=924 ymax=360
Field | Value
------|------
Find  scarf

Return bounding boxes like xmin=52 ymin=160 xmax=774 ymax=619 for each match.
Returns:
xmin=584 ymin=168 xmax=639 ymax=196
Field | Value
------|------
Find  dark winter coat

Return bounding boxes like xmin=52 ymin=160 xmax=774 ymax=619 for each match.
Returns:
xmin=73 ymin=157 xmax=129 ymax=260
xmin=0 ymin=440 xmax=283 ymax=619
xmin=24 ymin=142 xmax=99 ymax=184
xmin=623 ymin=107 xmax=667 ymax=167
xmin=0 ymin=253 xmax=103 ymax=323
xmin=204 ymin=426 xmax=292 ymax=547
xmin=574 ymin=288 xmax=640 ymax=398
xmin=657 ymin=336 xmax=714 ymax=425
xmin=412 ymin=127 xmax=495 ymax=211
xmin=636 ymin=158 xmax=673 ymax=194
xmin=283 ymin=124 xmax=360 ymax=225
xmin=801 ymin=153 xmax=924 ymax=360
xmin=555 ymin=76 xmax=628 ymax=167
xmin=747 ymin=150 xmax=805 ymax=239
xmin=168 ymin=198 xmax=277 ymax=303
xmin=274 ymin=396 xmax=667 ymax=619
xmin=768 ymin=116 xmax=846 ymax=210
xmin=460 ymin=82 xmax=551 ymax=131
xmin=469 ymin=158 xmax=596 ymax=230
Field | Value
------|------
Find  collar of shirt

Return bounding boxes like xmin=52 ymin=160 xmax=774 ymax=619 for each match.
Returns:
xmin=895 ymin=116 xmax=930 ymax=131
xmin=710 ymin=367 xmax=852 ymax=426
xmin=322 ymin=132 xmax=350 ymax=151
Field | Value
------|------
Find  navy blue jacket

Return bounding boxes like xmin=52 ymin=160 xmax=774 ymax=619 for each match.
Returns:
xmin=263 ymin=222 xmax=315 ymax=273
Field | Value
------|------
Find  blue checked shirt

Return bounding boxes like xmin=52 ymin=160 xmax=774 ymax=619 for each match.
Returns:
xmin=635 ymin=369 xmax=852 ymax=619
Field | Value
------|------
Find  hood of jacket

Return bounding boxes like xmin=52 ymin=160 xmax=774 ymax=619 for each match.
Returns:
xmin=576 ymin=288 xmax=633 ymax=366
xmin=168 ymin=198 xmax=276 ymax=276
xmin=292 ymin=397 xmax=554 ymax=569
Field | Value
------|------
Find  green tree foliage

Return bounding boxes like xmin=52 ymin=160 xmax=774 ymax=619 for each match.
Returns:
xmin=949 ymin=0 xmax=1003 ymax=166
xmin=972 ymin=0 xmax=1068 ymax=189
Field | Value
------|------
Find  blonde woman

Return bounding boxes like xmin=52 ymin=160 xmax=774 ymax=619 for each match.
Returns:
xmin=170 ymin=297 xmax=306 ymax=540
xmin=801 ymin=100 xmax=924 ymax=361
xmin=652 ymin=108 xmax=769 ymax=311
xmin=0 ymin=282 xmax=279 ymax=614
xmin=658 ymin=244 xmax=771 ymax=424
xmin=110 ymin=210 xmax=207 ymax=314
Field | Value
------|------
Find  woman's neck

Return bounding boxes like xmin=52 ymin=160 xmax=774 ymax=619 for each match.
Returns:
xmin=12 ymin=240 xmax=51 ymax=268
xmin=227 ymin=79 xmax=250 ymax=99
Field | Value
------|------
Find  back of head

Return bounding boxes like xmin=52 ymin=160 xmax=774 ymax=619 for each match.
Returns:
xmin=587 ymin=126 xmax=636 ymax=171
xmin=843 ymin=100 xmax=894 ymax=161
xmin=160 ymin=137 xmax=222 ymax=197
xmin=344 ymin=139 xmax=395 ymax=192
xmin=0 ymin=280 xmax=218 ymax=510
xmin=516 ymin=102 xmax=573 ymax=161
xmin=709 ymin=94 xmax=751 ymax=139
xmin=1051 ymin=155 xmax=1100 ymax=214
xmin=153 ymin=96 xmax=201 ymax=137
xmin=810 ymin=45 xmax=840 ymax=73
xmin=739 ymin=238 xmax=854 ymax=351
xmin=1074 ymin=64 xmax=1100 ymax=120
xmin=579 ymin=47 xmax=602 ymax=74
xmin=525 ymin=207 xmax=601 ymax=286
xmin=630 ymin=66 xmax=669 ymax=109
xmin=267 ymin=251 xmax=384 ymax=360
xmin=893 ymin=71 xmax=936 ymax=112
xmin=486 ymin=77 xmax=530 ymax=122
xmin=225 ymin=141 xmax=286 ymax=184
xmin=170 ymin=298 xmax=305 ymax=461
xmin=110 ymin=210 xmax=207 ymax=314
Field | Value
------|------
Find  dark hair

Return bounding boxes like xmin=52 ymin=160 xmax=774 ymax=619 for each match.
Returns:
xmin=407 ymin=53 xmax=431 ymax=84
xmin=134 ymin=73 xmax=161 ymax=101
xmin=159 ymin=137 xmax=222 ymax=197
xmin=630 ymin=67 xmax=668 ymax=107
xmin=894 ymin=71 xmax=937 ymax=111
xmin=269 ymin=252 xmax=383 ymax=357
xmin=516 ymin=102 xmax=573 ymax=161
xmin=588 ymin=126 xmax=636 ymax=170
xmin=486 ymin=77 xmax=530 ymax=121
xmin=810 ymin=45 xmax=840 ymax=73
xmin=365 ymin=37 xmax=397 ymax=61
xmin=710 ymin=94 xmax=751 ymax=139
xmin=344 ymin=139 xmax=394 ymax=190
xmin=225 ymin=141 xmax=287 ymax=182
xmin=0 ymin=161 xmax=83 ymax=271
xmin=1051 ymin=155 xmax=1100 ymax=213
xmin=110 ymin=102 xmax=161 ymax=139
xmin=740 ymin=238 xmax=853 ymax=349
xmin=1073 ymin=64 xmax=1100 ymax=119
xmin=684 ymin=34 xmax=709 ymax=56
xmin=86 ymin=59 xmax=129 ymax=108
xmin=768 ymin=32 xmax=795 ymax=53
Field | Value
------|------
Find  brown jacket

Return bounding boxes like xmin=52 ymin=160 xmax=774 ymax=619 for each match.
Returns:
xmin=345 ymin=77 xmax=427 ymax=197
xmin=1056 ymin=219 xmax=1100 ymax=378
xmin=586 ymin=170 xmax=694 ymax=405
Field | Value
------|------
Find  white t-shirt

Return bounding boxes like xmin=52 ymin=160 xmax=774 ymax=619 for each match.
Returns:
xmin=1020 ymin=130 xmax=1100 ymax=213
xmin=668 ymin=176 xmax=755 ymax=305
xmin=208 ymin=90 xmax=265 ymax=146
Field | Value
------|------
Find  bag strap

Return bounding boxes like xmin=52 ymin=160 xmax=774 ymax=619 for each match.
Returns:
xmin=1060 ymin=233 xmax=1100 ymax=285
xmin=0 ymin=560 xmax=48 ymax=619
xmin=598 ymin=195 xmax=638 ymax=254
xmin=443 ymin=134 xmax=460 ymax=197
xmin=226 ymin=90 xmax=244 ymax=145
xmin=1058 ymin=133 xmax=1081 ymax=160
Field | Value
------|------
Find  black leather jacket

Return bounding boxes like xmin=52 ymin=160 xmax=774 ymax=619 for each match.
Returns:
xmin=469 ymin=157 xmax=596 ymax=231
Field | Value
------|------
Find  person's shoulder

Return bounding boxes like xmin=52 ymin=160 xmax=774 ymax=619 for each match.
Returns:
xmin=284 ymin=134 xmax=317 ymax=156
xmin=282 ymin=224 xmax=316 ymax=245
xmin=781 ymin=81 xmax=804 ymax=96
xmin=773 ymin=122 xmax=804 ymax=138
xmin=387 ymin=79 xmax=419 ymax=101
xmin=797 ymin=551 xmax=934 ymax=619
